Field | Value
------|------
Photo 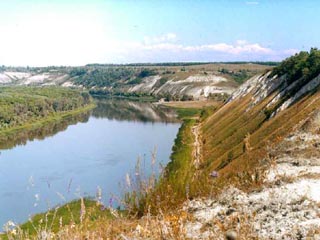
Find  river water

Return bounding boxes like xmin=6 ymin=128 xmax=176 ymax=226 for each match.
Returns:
xmin=0 ymin=100 xmax=180 ymax=228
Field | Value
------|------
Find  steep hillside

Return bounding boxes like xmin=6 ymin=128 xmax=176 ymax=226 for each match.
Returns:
xmin=0 ymin=63 xmax=270 ymax=100
xmin=183 ymin=49 xmax=320 ymax=239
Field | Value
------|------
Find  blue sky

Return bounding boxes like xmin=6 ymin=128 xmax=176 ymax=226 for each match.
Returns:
xmin=0 ymin=0 xmax=319 ymax=66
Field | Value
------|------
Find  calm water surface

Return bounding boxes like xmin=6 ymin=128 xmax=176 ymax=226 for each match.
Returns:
xmin=0 ymin=100 xmax=180 ymax=227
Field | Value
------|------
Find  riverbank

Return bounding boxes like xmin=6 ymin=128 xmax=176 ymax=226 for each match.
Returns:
xmin=90 ymin=93 xmax=157 ymax=102
xmin=0 ymin=87 xmax=93 ymax=132
xmin=141 ymin=103 xmax=219 ymax=213
xmin=1 ymin=199 xmax=119 ymax=239
xmin=0 ymin=103 xmax=95 ymax=139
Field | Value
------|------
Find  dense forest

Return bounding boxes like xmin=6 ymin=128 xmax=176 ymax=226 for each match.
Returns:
xmin=0 ymin=87 xmax=92 ymax=130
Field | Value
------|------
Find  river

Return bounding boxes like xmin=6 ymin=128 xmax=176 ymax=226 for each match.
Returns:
xmin=0 ymin=100 xmax=180 ymax=228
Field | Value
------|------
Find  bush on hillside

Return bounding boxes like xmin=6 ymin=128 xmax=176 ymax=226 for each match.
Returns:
xmin=272 ymin=48 xmax=320 ymax=85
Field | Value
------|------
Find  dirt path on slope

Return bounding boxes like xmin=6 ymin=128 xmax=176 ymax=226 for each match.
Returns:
xmin=191 ymin=121 xmax=202 ymax=169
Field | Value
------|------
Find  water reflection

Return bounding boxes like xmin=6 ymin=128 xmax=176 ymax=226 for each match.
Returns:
xmin=92 ymin=99 xmax=178 ymax=123
xmin=0 ymin=112 xmax=90 ymax=150
xmin=0 ymin=99 xmax=178 ymax=150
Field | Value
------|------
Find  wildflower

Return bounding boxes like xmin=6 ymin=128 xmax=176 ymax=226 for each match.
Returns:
xmin=210 ymin=171 xmax=219 ymax=178
xmin=109 ymin=197 xmax=113 ymax=208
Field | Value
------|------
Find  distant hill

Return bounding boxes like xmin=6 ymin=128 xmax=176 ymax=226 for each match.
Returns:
xmin=0 ymin=63 xmax=271 ymax=100
xmin=86 ymin=61 xmax=279 ymax=67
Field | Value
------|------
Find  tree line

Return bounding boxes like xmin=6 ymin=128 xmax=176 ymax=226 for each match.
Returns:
xmin=0 ymin=87 xmax=91 ymax=130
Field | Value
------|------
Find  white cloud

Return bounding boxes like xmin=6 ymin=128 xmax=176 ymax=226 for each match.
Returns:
xmin=0 ymin=20 xmax=298 ymax=65
xmin=111 ymin=36 xmax=300 ymax=63
xmin=0 ymin=3 xmax=303 ymax=66
xmin=129 ymin=38 xmax=273 ymax=55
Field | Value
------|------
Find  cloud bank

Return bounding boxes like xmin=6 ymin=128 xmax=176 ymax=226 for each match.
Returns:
xmin=0 ymin=27 xmax=299 ymax=66
xmin=110 ymin=34 xmax=298 ymax=64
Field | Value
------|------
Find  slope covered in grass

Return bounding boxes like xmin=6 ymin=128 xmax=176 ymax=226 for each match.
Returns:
xmin=145 ymin=49 xmax=320 ymax=211
xmin=197 ymin=49 xmax=320 ymax=195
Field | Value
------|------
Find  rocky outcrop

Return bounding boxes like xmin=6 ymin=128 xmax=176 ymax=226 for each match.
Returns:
xmin=183 ymin=110 xmax=320 ymax=240
xmin=0 ymin=71 xmax=236 ymax=99
xmin=0 ymin=71 xmax=72 ymax=86
xmin=126 ymin=74 xmax=236 ymax=99
xmin=128 ymin=75 xmax=161 ymax=93
xmin=154 ymin=75 xmax=235 ymax=99
xmin=228 ymin=71 xmax=320 ymax=118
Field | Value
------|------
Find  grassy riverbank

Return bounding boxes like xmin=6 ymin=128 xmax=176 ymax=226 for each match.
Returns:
xmin=142 ymin=105 xmax=219 ymax=213
xmin=0 ymin=103 xmax=95 ymax=137
xmin=0 ymin=87 xmax=92 ymax=131
xmin=0 ymin=87 xmax=94 ymax=137
xmin=1 ymin=199 xmax=121 ymax=240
